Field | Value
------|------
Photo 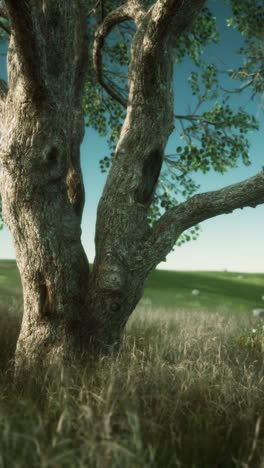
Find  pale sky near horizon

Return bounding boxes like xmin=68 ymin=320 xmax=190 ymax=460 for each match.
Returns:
xmin=0 ymin=1 xmax=263 ymax=273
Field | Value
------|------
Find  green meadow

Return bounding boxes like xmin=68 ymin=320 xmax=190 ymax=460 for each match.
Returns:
xmin=0 ymin=260 xmax=264 ymax=467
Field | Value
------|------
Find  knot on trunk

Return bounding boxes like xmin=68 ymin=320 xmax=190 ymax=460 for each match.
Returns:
xmin=97 ymin=259 xmax=126 ymax=291
xmin=44 ymin=146 xmax=59 ymax=165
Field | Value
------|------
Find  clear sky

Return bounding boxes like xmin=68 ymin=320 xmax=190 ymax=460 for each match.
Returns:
xmin=0 ymin=1 xmax=263 ymax=272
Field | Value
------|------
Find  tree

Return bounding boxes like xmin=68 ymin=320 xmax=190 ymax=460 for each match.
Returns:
xmin=0 ymin=0 xmax=264 ymax=375
xmin=0 ymin=1 xmax=261 ymax=240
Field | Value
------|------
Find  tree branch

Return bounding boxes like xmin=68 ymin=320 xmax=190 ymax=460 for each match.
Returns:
xmin=142 ymin=170 xmax=264 ymax=272
xmin=93 ymin=0 xmax=145 ymax=107
xmin=4 ymin=0 xmax=47 ymax=103
xmin=174 ymin=113 xmax=225 ymax=127
xmin=73 ymin=0 xmax=89 ymax=109
xmin=220 ymin=79 xmax=255 ymax=95
xmin=5 ymin=1 xmax=88 ymax=109
xmin=93 ymin=0 xmax=206 ymax=106
xmin=87 ymin=0 xmax=102 ymax=19
xmin=144 ymin=0 xmax=205 ymax=53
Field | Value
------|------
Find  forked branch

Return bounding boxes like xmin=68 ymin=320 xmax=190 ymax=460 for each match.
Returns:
xmin=4 ymin=1 xmax=89 ymax=108
xmin=93 ymin=0 xmax=206 ymax=105
xmin=143 ymin=0 xmax=205 ymax=53
xmin=93 ymin=0 xmax=145 ymax=107
xmin=4 ymin=0 xmax=47 ymax=101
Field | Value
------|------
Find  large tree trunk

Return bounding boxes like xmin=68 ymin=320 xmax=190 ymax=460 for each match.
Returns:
xmin=0 ymin=0 xmax=197 ymax=373
xmin=0 ymin=1 xmax=167 ymax=372
xmin=1 ymin=0 xmax=263 ymax=375
xmin=0 ymin=2 xmax=97 ymax=372
xmin=0 ymin=39 xmax=92 ymax=370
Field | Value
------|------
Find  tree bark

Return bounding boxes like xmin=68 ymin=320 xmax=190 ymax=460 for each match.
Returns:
xmin=0 ymin=0 xmax=263 ymax=375
xmin=0 ymin=1 xmax=93 ymax=372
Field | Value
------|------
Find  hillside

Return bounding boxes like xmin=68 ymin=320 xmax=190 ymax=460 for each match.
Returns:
xmin=0 ymin=260 xmax=263 ymax=317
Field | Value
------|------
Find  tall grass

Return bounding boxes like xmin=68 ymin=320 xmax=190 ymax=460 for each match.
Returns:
xmin=0 ymin=300 xmax=264 ymax=467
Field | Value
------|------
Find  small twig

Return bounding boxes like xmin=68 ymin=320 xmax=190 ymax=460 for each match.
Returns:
xmin=175 ymin=114 xmax=225 ymax=127
xmin=220 ymin=79 xmax=255 ymax=94
xmin=87 ymin=0 xmax=101 ymax=18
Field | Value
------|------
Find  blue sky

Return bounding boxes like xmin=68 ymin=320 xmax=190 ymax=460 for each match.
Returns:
xmin=0 ymin=1 xmax=263 ymax=272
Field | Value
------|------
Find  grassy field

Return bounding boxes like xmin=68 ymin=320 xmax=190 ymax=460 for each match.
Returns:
xmin=0 ymin=260 xmax=264 ymax=467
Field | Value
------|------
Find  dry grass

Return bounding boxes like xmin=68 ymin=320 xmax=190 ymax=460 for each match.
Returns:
xmin=0 ymin=302 xmax=264 ymax=467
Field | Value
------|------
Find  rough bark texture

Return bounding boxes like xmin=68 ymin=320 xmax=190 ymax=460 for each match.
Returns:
xmin=0 ymin=1 xmax=91 ymax=371
xmin=0 ymin=0 xmax=263 ymax=374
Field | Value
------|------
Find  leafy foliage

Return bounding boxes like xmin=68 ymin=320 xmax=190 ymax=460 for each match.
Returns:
xmin=173 ymin=6 xmax=220 ymax=65
xmin=177 ymin=101 xmax=258 ymax=174
xmin=226 ymin=0 xmax=264 ymax=99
